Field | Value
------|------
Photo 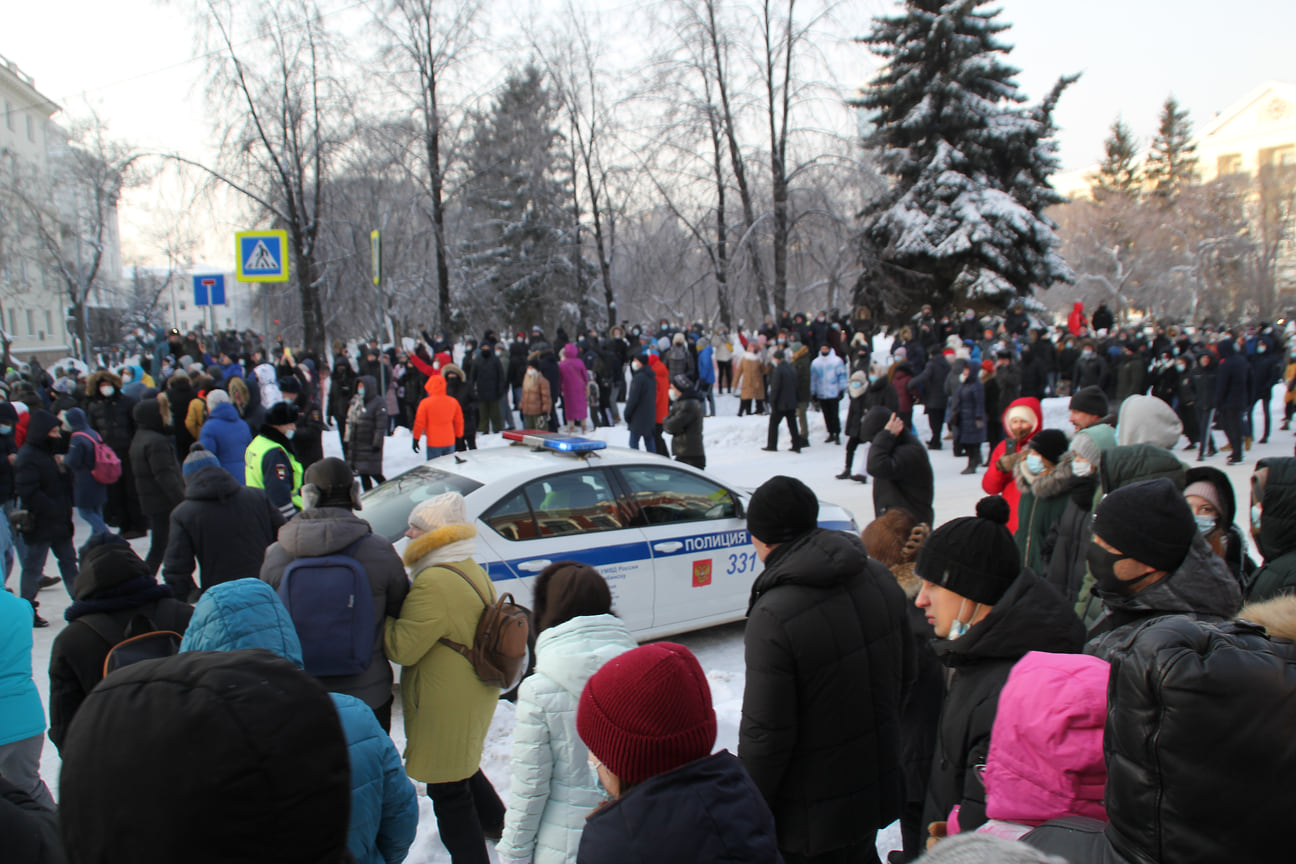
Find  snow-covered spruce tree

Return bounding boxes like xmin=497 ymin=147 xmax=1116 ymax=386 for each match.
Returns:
xmin=858 ymin=0 xmax=1075 ymax=312
xmin=1144 ymin=95 xmax=1198 ymax=203
xmin=458 ymin=64 xmax=577 ymax=333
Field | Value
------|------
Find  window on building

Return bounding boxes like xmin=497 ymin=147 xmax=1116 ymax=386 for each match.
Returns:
xmin=226 ymin=317 xmax=233 ymax=327
xmin=179 ymin=300 xmax=186 ymax=311
xmin=44 ymin=310 xmax=52 ymax=334
xmin=3 ymin=101 xmax=12 ymax=131
xmin=1259 ymin=145 xmax=1296 ymax=169
xmin=25 ymin=310 xmax=33 ymax=335
xmin=25 ymin=114 xmax=33 ymax=142
xmin=7 ymin=310 xmax=15 ymax=334
xmin=1217 ymin=153 xmax=1244 ymax=176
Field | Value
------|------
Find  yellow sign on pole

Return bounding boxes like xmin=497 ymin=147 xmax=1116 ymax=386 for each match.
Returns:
xmin=371 ymin=229 xmax=381 ymax=286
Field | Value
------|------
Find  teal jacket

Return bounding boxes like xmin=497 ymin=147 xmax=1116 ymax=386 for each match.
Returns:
xmin=180 ymin=579 xmax=417 ymax=864
xmin=0 ymin=590 xmax=45 ymax=747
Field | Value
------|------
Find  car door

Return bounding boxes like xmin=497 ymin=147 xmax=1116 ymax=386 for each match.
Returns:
xmin=476 ymin=467 xmax=657 ymax=634
xmin=613 ymin=463 xmax=760 ymax=632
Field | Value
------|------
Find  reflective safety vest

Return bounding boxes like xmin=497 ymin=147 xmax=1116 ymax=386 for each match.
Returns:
xmin=244 ymin=434 xmax=304 ymax=511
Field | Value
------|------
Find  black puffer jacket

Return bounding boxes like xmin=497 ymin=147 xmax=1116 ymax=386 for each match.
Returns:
xmin=13 ymin=410 xmax=74 ymax=544
xmin=1025 ymin=610 xmax=1296 ymax=864
xmin=0 ymin=776 xmax=62 ymax=864
xmin=162 ymin=465 xmax=285 ymax=601
xmin=740 ymin=528 xmax=913 ymax=857
xmin=1084 ymin=532 xmax=1241 ymax=661
xmin=84 ymin=370 xmax=136 ymax=453
xmin=1246 ymin=457 xmax=1296 ymax=602
xmin=907 ymin=352 xmax=949 ymax=410
xmin=663 ymin=390 xmax=704 ymax=462
xmin=866 ymin=427 xmax=934 ymax=525
xmin=129 ymin=399 xmax=185 ymax=517
xmin=923 ymin=569 xmax=1084 ymax=833
xmin=577 ymin=751 xmax=782 ymax=864
xmin=47 ymin=541 xmax=192 ymax=752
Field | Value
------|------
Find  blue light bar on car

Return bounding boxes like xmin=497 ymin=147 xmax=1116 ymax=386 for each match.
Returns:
xmin=502 ymin=430 xmax=607 ymax=453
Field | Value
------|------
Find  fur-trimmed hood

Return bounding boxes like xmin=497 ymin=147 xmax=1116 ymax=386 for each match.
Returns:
xmin=1239 ymin=595 xmax=1296 ymax=641
xmin=861 ymin=508 xmax=931 ymax=600
xmin=403 ymin=523 xmax=478 ymax=573
xmin=85 ymin=369 xmax=123 ymax=397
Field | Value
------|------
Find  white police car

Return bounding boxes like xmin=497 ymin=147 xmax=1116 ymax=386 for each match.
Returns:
xmin=360 ymin=433 xmax=858 ymax=640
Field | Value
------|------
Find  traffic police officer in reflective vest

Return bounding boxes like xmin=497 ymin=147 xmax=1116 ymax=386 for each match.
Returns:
xmin=245 ymin=401 xmax=304 ymax=519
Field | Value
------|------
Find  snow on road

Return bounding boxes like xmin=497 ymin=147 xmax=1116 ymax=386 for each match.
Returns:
xmin=26 ymin=389 xmax=1283 ymax=862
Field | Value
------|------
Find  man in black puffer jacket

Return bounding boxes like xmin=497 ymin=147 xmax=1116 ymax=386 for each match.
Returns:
xmin=47 ymin=535 xmax=192 ymax=753
xmin=162 ymin=445 xmax=285 ymax=602
xmin=663 ymin=374 xmax=706 ymax=469
xmin=860 ymin=406 xmax=934 ymax=526
xmin=741 ymin=476 xmax=914 ymax=863
xmin=1024 ymin=605 xmax=1296 ymax=864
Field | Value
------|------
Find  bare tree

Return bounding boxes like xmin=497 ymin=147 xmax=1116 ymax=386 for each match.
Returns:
xmin=177 ymin=0 xmax=349 ymax=355
xmin=377 ymin=0 xmax=481 ymax=331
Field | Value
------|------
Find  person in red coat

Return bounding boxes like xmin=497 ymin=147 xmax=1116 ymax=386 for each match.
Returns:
xmin=982 ymin=397 xmax=1042 ymax=534
xmin=1067 ymin=302 xmax=1088 ymax=337
xmin=648 ymin=352 xmax=670 ymax=455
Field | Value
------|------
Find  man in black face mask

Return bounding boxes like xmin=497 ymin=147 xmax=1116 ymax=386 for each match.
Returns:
xmin=1084 ymin=477 xmax=1241 ymax=660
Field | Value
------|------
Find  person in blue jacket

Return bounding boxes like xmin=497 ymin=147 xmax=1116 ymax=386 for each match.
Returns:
xmin=199 ymin=390 xmax=253 ymax=482
xmin=0 ymin=589 xmax=54 ymax=812
xmin=696 ymin=341 xmax=717 ymax=418
xmin=180 ymin=578 xmax=418 ymax=864
xmin=62 ymin=407 xmax=111 ymax=536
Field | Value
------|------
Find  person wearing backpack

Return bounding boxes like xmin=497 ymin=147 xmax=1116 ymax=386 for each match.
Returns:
xmin=178 ymin=579 xmax=418 ymax=864
xmin=47 ymin=534 xmax=192 ymax=754
xmin=62 ymin=407 xmax=113 ymax=537
xmin=386 ymin=491 xmax=505 ymax=864
xmin=260 ymin=457 xmax=409 ymax=732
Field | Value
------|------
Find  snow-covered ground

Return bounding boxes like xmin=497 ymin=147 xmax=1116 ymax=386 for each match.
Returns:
xmin=25 ymin=387 xmax=1288 ymax=862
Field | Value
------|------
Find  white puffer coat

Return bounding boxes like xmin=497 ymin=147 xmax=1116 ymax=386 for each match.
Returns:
xmin=495 ymin=614 xmax=637 ymax=864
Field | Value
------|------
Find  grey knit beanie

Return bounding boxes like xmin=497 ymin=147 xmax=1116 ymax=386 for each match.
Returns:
xmin=918 ymin=833 xmax=1068 ymax=864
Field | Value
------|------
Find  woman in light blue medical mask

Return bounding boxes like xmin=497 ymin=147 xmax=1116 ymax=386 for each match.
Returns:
xmin=1012 ymin=428 xmax=1071 ymax=577
xmin=914 ymin=495 xmax=1086 ymax=836
xmin=1183 ymin=467 xmax=1255 ymax=592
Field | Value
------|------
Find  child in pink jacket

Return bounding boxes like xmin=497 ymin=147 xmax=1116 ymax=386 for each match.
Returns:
xmin=946 ymin=650 xmax=1109 ymax=840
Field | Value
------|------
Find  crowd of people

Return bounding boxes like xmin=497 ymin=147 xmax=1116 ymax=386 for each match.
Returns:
xmin=1 ymin=300 xmax=1295 ymax=864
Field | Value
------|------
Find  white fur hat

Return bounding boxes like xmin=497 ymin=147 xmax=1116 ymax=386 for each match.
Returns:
xmin=409 ymin=491 xmax=470 ymax=533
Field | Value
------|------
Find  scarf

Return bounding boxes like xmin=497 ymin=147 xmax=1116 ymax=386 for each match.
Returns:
xmin=66 ymin=575 xmax=173 ymax=622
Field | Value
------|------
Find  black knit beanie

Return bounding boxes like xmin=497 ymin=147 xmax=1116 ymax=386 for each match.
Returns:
xmin=858 ymin=406 xmax=893 ymax=444
xmin=1029 ymin=429 xmax=1070 ymax=465
xmin=915 ymin=497 xmax=1019 ymax=605
xmin=1092 ymin=477 xmax=1196 ymax=572
xmin=747 ymin=475 xmax=819 ymax=544
xmin=1070 ymin=386 xmax=1109 ymax=418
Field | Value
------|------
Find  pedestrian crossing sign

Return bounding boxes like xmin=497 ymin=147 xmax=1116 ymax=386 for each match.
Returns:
xmin=235 ymin=230 xmax=290 ymax=282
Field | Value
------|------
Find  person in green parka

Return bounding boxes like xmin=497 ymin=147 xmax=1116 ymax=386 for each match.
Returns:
xmin=1012 ymin=429 xmax=1071 ymax=578
xmin=385 ymin=491 xmax=503 ymax=864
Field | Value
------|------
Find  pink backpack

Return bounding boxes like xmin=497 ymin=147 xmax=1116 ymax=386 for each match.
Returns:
xmin=73 ymin=431 xmax=123 ymax=485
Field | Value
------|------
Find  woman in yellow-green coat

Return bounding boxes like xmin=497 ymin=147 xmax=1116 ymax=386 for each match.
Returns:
xmin=385 ymin=491 xmax=501 ymax=862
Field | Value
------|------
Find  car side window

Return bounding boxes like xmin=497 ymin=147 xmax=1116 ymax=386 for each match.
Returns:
xmin=519 ymin=469 xmax=626 ymax=537
xmin=618 ymin=466 xmax=737 ymax=525
xmin=481 ymin=490 xmax=537 ymax=541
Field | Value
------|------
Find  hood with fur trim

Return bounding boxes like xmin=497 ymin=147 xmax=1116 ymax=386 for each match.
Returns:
xmin=1239 ymin=595 xmax=1296 ymax=641
xmin=402 ymin=523 xmax=478 ymax=574
xmin=85 ymin=369 xmax=123 ymax=397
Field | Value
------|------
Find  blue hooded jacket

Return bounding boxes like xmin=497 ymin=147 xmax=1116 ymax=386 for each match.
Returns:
xmin=180 ymin=579 xmax=418 ymax=864
xmin=199 ymin=401 xmax=254 ymax=482
xmin=63 ymin=407 xmax=108 ymax=510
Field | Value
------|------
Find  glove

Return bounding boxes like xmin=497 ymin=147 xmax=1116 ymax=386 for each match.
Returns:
xmin=926 ymin=821 xmax=948 ymax=850
xmin=411 ymin=439 xmax=420 ymax=453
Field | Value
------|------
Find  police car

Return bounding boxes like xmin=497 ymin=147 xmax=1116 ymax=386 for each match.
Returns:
xmin=360 ymin=432 xmax=858 ymax=641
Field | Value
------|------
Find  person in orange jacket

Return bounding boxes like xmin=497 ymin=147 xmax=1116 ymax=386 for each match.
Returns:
xmin=648 ymin=351 xmax=670 ymax=455
xmin=411 ymin=376 xmax=463 ymax=460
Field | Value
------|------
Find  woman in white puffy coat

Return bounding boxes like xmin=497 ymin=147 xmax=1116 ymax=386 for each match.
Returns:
xmin=496 ymin=562 xmax=637 ymax=864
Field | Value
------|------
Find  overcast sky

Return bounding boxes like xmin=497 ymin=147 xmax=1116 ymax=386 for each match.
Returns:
xmin=6 ymin=0 xmax=1295 ymax=260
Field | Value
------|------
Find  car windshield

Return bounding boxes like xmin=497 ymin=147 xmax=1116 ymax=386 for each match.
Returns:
xmin=359 ymin=467 xmax=483 ymax=542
